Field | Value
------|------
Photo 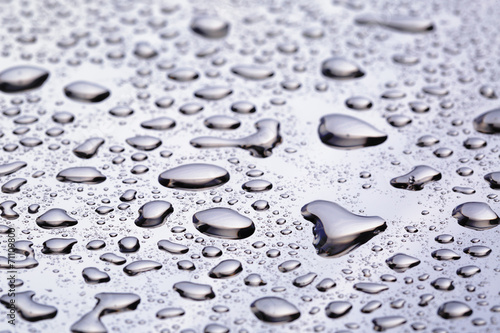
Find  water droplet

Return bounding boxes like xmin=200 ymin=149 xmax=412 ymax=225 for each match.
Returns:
xmin=173 ymin=281 xmax=215 ymax=301
xmin=2 ymin=178 xmax=27 ymax=193
xmin=0 ymin=200 xmax=19 ymax=220
xmin=42 ymin=238 xmax=78 ymax=254
xmin=484 ymin=172 xmax=500 ymax=189
xmin=463 ymin=137 xmax=486 ymax=150
xmin=193 ymin=207 xmax=255 ymax=239
xmin=159 ymin=163 xmax=229 ymax=190
xmin=353 ymin=282 xmax=389 ymax=294
xmin=109 ymin=106 xmax=134 ymax=117
xmin=73 ymin=138 xmax=105 ymax=159
xmin=118 ymin=236 xmax=140 ymax=253
xmin=157 ymin=307 xmax=185 ymax=319
xmin=64 ymin=81 xmax=110 ymax=103
xmin=457 ymin=265 xmax=481 ymax=278
xmin=325 ymin=301 xmax=352 ymax=318
xmin=135 ymin=200 xmax=173 ymax=228
xmin=431 ymin=277 xmax=454 ymax=291
xmin=123 ymin=260 xmax=162 ymax=276
xmin=56 ymin=167 xmax=106 ymax=184
xmin=191 ymin=17 xmax=229 ymax=38
xmin=0 ymin=161 xmax=27 ymax=176
xmin=318 ymin=114 xmax=387 ymax=149
xmin=133 ymin=42 xmax=158 ymax=59
xmin=251 ymin=297 xmax=300 ymax=323
xmin=194 ymin=87 xmax=233 ymax=100
xmin=293 ymin=272 xmax=317 ymax=288
xmin=126 ymin=135 xmax=162 ymax=151
xmin=372 ymin=316 xmax=407 ymax=331
xmin=168 ymin=68 xmax=199 ymax=82
xmin=355 ymin=15 xmax=434 ymax=33
xmin=140 ymin=117 xmax=176 ymax=130
xmin=321 ymin=57 xmax=364 ymax=79
xmin=202 ymin=246 xmax=222 ymax=258
xmin=242 ymin=179 xmax=272 ymax=192
xmin=82 ymin=267 xmax=110 ymax=284
xmin=386 ymin=253 xmax=421 ymax=272
xmin=387 ymin=115 xmax=412 ymax=127
xmin=208 ymin=259 xmax=242 ymax=278
xmin=473 ymin=108 xmax=500 ymax=134
xmin=231 ymin=101 xmax=256 ymax=114
xmin=99 ymin=253 xmax=126 ymax=265
xmin=0 ymin=66 xmax=49 ymax=92
xmin=204 ymin=115 xmax=240 ymax=130
xmin=345 ymin=96 xmax=372 ymax=110
xmin=70 ymin=293 xmax=140 ymax=332
xmin=156 ymin=240 xmax=187 ymax=256
xmin=437 ymin=301 xmax=472 ymax=319
xmin=361 ymin=300 xmax=382 ymax=313
xmin=231 ymin=65 xmax=274 ymax=80
xmin=463 ymin=245 xmax=491 ymax=257
xmin=431 ymin=249 xmax=461 ymax=261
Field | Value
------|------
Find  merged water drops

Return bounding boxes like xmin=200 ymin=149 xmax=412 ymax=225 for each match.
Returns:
xmin=301 ymin=200 xmax=386 ymax=257
xmin=390 ymin=165 xmax=442 ymax=191
xmin=70 ymin=293 xmax=140 ymax=332
xmin=0 ymin=291 xmax=57 ymax=322
xmin=190 ymin=119 xmax=282 ymax=157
